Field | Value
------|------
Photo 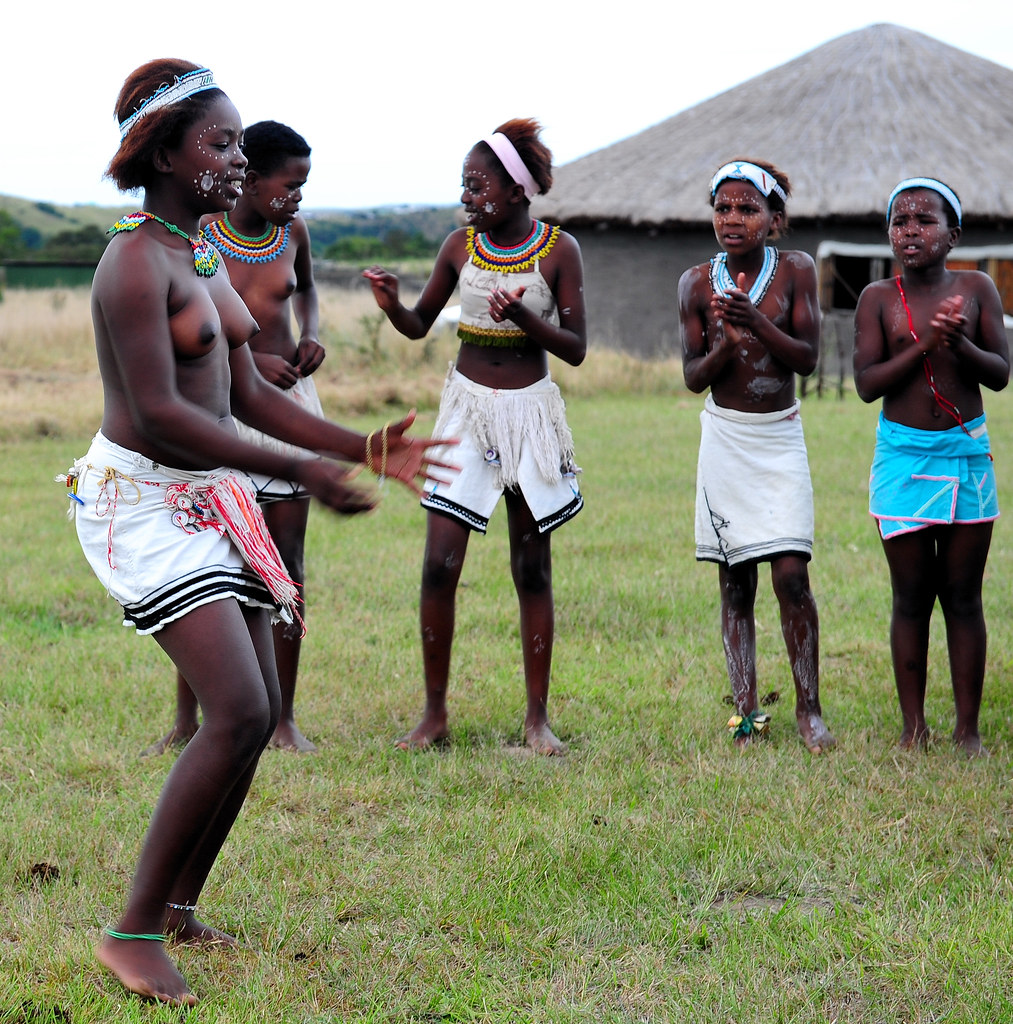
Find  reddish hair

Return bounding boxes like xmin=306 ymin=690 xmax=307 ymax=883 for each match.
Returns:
xmin=105 ymin=58 xmax=224 ymax=193
xmin=479 ymin=118 xmax=553 ymax=196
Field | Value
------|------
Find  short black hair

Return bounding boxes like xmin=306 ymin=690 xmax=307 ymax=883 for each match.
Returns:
xmin=241 ymin=121 xmax=311 ymax=176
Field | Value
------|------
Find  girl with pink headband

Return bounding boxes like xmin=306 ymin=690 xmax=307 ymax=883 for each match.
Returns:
xmin=364 ymin=118 xmax=586 ymax=756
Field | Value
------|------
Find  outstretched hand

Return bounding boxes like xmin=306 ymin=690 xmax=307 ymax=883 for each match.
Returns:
xmin=372 ymin=410 xmax=460 ymax=496
xmin=361 ymin=265 xmax=400 ymax=313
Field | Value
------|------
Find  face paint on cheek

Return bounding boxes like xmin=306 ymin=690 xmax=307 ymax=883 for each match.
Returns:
xmin=270 ymin=197 xmax=286 ymax=210
xmin=194 ymin=125 xmax=219 ymax=156
xmin=483 ymin=202 xmax=495 ymax=213
xmin=200 ymin=171 xmax=216 ymax=192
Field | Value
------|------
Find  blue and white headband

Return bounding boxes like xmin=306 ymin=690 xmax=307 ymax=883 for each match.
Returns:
xmin=887 ymin=177 xmax=962 ymax=226
xmin=118 ymin=67 xmax=219 ymax=139
xmin=710 ymin=161 xmax=787 ymax=203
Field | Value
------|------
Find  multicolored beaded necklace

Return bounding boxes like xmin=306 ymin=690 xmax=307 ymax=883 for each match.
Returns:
xmin=204 ymin=215 xmax=290 ymax=263
xmin=709 ymin=246 xmax=779 ymax=305
xmin=466 ymin=220 xmax=559 ymax=273
xmin=108 ymin=211 xmax=220 ymax=277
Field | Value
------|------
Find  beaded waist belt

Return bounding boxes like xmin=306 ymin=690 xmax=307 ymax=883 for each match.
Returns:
xmin=457 ymin=322 xmax=528 ymax=348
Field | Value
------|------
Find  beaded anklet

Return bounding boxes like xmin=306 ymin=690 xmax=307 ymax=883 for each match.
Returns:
xmin=727 ymin=709 xmax=771 ymax=741
xmin=166 ymin=902 xmax=197 ymax=912
xmin=105 ymin=927 xmax=167 ymax=942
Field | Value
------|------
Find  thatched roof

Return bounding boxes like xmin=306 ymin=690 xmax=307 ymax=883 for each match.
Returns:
xmin=534 ymin=24 xmax=1013 ymax=228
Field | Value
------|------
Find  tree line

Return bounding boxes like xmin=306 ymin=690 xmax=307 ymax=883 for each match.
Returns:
xmin=0 ymin=203 xmax=459 ymax=265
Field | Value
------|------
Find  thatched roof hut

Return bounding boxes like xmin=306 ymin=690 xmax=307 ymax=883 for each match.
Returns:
xmin=534 ymin=24 xmax=1013 ymax=356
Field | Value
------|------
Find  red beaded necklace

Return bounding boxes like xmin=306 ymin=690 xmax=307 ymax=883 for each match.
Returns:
xmin=894 ymin=275 xmax=970 ymax=435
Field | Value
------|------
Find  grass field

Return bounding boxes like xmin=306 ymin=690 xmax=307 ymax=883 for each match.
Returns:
xmin=3 ymin=289 xmax=1013 ymax=1022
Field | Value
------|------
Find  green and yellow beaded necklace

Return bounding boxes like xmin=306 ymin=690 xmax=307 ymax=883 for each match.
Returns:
xmin=108 ymin=211 xmax=221 ymax=277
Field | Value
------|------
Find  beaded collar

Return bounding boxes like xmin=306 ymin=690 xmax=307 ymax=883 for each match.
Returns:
xmin=204 ymin=215 xmax=291 ymax=263
xmin=709 ymin=246 xmax=779 ymax=306
xmin=466 ymin=220 xmax=559 ymax=273
xmin=109 ymin=211 xmax=221 ymax=277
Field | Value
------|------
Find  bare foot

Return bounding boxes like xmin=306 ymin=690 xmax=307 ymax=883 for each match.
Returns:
xmin=140 ymin=724 xmax=198 ymax=758
xmin=96 ymin=935 xmax=197 ymax=1007
xmin=525 ymin=721 xmax=566 ymax=756
xmin=954 ymin=730 xmax=988 ymax=758
xmin=394 ymin=712 xmax=449 ymax=751
xmin=165 ymin=908 xmax=239 ymax=947
xmin=270 ymin=721 xmax=317 ymax=753
xmin=797 ymin=711 xmax=836 ymax=754
xmin=898 ymin=726 xmax=929 ymax=751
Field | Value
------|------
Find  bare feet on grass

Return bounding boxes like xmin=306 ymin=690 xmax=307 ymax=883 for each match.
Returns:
xmin=96 ymin=935 xmax=196 ymax=1007
xmin=797 ymin=711 xmax=836 ymax=754
xmin=139 ymin=724 xmax=198 ymax=758
xmin=953 ymin=729 xmax=988 ymax=758
xmin=394 ymin=710 xmax=449 ymax=751
xmin=269 ymin=720 xmax=317 ymax=753
xmin=897 ymin=725 xmax=930 ymax=751
xmin=165 ymin=908 xmax=240 ymax=947
xmin=525 ymin=720 xmax=566 ymax=756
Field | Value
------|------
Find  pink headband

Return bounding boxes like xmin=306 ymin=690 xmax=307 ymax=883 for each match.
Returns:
xmin=483 ymin=132 xmax=540 ymax=199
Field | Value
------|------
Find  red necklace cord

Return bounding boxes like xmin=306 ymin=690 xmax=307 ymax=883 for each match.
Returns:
xmin=894 ymin=276 xmax=970 ymax=435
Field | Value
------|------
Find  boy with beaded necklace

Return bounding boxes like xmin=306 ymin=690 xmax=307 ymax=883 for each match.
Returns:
xmin=145 ymin=121 xmax=325 ymax=754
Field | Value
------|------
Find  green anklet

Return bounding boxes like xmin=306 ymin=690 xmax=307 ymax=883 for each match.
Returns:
xmin=104 ymin=927 xmax=167 ymax=941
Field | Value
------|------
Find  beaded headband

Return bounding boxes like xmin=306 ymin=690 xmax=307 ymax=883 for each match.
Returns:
xmin=483 ymin=133 xmax=540 ymax=199
xmin=710 ymin=161 xmax=788 ymax=204
xmin=887 ymin=177 xmax=962 ymax=226
xmin=118 ymin=67 xmax=219 ymax=139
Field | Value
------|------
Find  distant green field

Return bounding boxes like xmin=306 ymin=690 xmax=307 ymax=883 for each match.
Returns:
xmin=3 ymin=263 xmax=96 ymax=288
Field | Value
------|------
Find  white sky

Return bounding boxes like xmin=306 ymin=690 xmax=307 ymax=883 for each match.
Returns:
xmin=6 ymin=1 xmax=1013 ymax=211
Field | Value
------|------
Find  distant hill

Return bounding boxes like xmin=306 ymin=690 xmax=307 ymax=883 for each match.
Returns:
xmin=0 ymin=195 xmax=134 ymax=249
xmin=304 ymin=205 xmax=460 ymax=255
xmin=0 ymin=194 xmax=459 ymax=259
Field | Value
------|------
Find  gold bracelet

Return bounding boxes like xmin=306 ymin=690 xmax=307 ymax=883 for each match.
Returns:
xmin=364 ymin=430 xmax=375 ymax=473
xmin=379 ymin=422 xmax=389 ymax=481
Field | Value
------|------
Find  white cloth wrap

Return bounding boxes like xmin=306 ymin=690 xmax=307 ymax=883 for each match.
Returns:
xmin=694 ymin=394 xmax=814 ymax=565
xmin=69 ymin=432 xmax=281 ymax=634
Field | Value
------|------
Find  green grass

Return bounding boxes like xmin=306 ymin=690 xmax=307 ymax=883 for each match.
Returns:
xmin=4 ymin=390 xmax=1013 ymax=1022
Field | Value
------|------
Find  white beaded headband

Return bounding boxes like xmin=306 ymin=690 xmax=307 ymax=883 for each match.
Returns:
xmin=887 ymin=177 xmax=962 ymax=226
xmin=118 ymin=67 xmax=219 ymax=139
xmin=710 ymin=161 xmax=788 ymax=204
xmin=483 ymin=132 xmax=540 ymax=199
